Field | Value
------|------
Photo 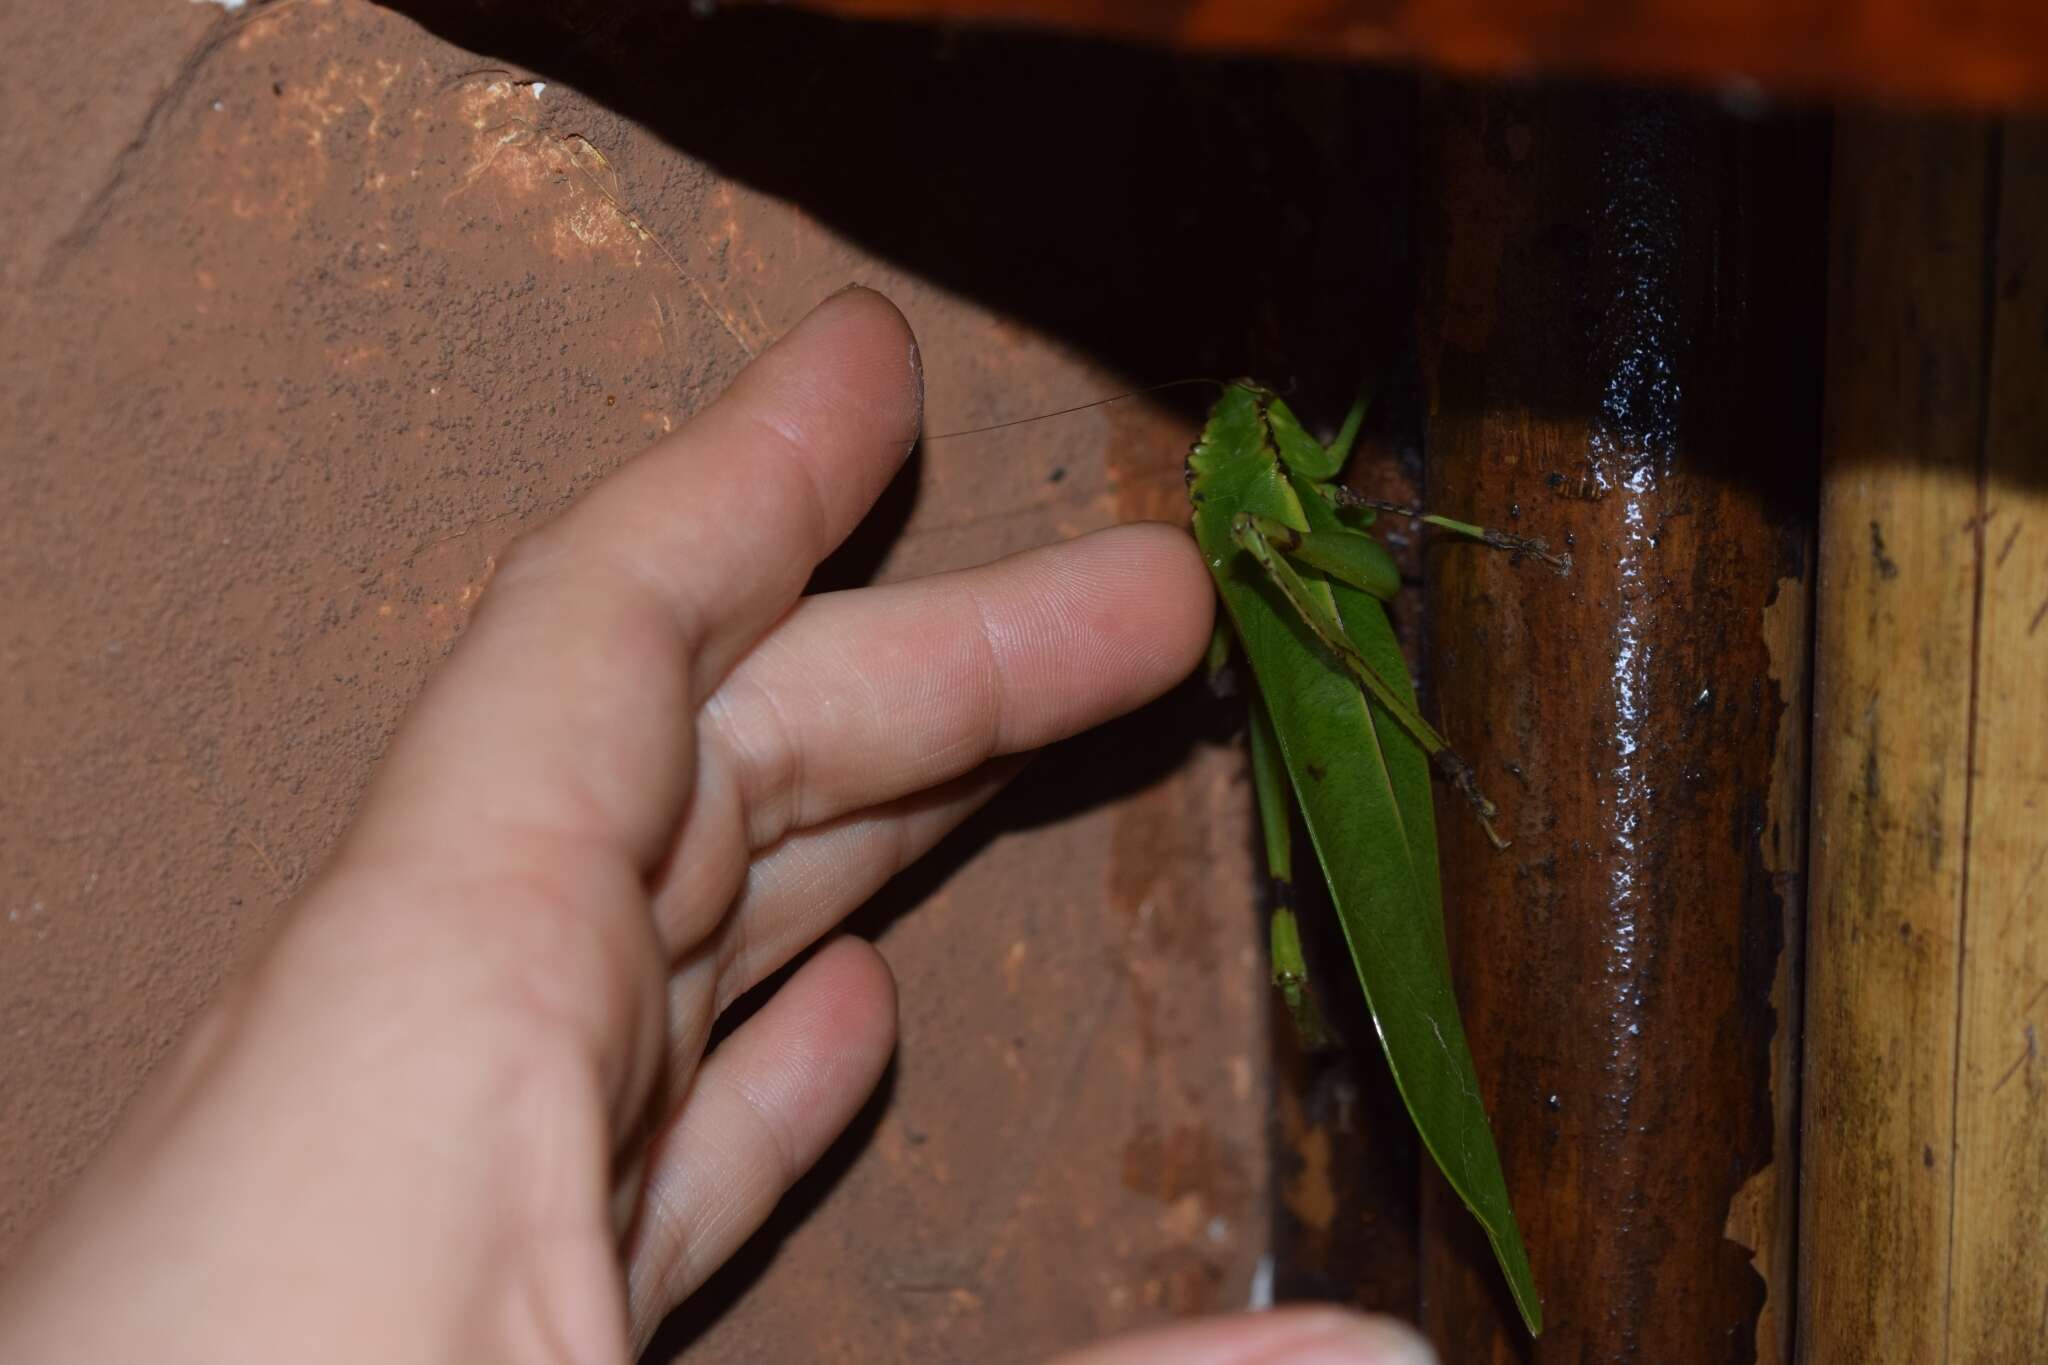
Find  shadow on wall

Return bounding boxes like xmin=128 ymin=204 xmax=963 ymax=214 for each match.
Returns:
xmin=647 ymin=666 xmax=1244 ymax=1357
xmin=374 ymin=0 xmax=1418 ymax=425
xmin=373 ymin=1 xmax=1867 ymax=510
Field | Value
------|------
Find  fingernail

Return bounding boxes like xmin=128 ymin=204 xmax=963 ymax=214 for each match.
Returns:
xmin=905 ymin=329 xmax=925 ymax=436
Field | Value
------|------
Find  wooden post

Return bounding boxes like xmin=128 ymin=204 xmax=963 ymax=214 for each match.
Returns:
xmin=1800 ymin=116 xmax=2048 ymax=1365
xmin=1417 ymin=87 xmax=1824 ymax=1360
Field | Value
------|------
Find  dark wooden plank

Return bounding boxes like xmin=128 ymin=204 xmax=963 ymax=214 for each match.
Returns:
xmin=1415 ymin=86 xmax=1825 ymax=1362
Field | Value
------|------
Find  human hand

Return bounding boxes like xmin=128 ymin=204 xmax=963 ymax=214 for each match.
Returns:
xmin=0 ymin=289 xmax=1432 ymax=1365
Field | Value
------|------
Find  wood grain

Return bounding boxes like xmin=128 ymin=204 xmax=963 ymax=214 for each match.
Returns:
xmin=1797 ymin=114 xmax=2043 ymax=1364
xmin=1948 ymin=123 xmax=2048 ymax=1365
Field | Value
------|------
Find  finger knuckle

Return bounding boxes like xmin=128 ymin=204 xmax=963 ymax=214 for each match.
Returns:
xmin=490 ymin=519 xmax=575 ymax=593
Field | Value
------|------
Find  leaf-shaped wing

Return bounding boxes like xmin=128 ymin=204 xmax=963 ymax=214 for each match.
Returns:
xmin=1187 ymin=391 xmax=1541 ymax=1334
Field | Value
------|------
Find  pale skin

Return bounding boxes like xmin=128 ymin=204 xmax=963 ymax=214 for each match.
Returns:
xmin=0 ymin=290 xmax=1432 ymax=1365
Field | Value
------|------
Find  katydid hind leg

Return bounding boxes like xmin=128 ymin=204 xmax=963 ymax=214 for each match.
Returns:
xmin=1232 ymin=512 xmax=1508 ymax=850
xmin=1233 ymin=512 xmax=1449 ymax=756
xmin=1262 ymin=513 xmax=1402 ymax=604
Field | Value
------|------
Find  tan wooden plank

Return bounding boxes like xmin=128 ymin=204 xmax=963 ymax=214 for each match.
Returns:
xmin=1799 ymin=116 xmax=1994 ymax=1364
xmin=1950 ymin=122 xmax=2048 ymax=1364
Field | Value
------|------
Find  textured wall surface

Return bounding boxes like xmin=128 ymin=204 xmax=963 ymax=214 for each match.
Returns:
xmin=0 ymin=1 xmax=1426 ymax=1358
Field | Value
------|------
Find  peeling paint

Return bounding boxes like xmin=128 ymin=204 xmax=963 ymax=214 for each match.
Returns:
xmin=1722 ymin=569 xmax=1812 ymax=1365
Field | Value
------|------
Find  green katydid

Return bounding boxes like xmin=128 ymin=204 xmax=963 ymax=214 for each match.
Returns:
xmin=1186 ymin=379 xmax=1565 ymax=1336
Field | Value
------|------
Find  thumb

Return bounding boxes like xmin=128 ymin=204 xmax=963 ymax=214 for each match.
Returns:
xmin=1048 ymin=1308 xmax=1434 ymax=1365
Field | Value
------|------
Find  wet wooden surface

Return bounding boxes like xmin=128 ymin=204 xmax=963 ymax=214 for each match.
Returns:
xmin=1801 ymin=116 xmax=2048 ymax=1365
xmin=795 ymin=0 xmax=2048 ymax=106
xmin=1416 ymin=87 xmax=1824 ymax=1362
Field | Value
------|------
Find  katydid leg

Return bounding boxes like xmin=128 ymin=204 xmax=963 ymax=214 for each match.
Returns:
xmin=1324 ymin=389 xmax=1369 ymax=470
xmin=1250 ymin=687 xmax=1332 ymax=1050
xmin=1202 ymin=614 xmax=1235 ymax=690
xmin=1231 ymin=512 xmax=1509 ymax=850
xmin=1263 ymin=387 xmax=1371 ymax=483
xmin=1321 ymin=486 xmax=1572 ymax=574
xmin=1256 ymin=516 xmax=1401 ymax=603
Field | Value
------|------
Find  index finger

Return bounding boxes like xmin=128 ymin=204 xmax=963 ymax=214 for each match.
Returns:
xmin=531 ymin=285 xmax=923 ymax=699
xmin=350 ymin=289 xmax=921 ymax=874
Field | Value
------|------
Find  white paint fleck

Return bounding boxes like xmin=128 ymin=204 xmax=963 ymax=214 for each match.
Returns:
xmin=189 ymin=0 xmax=248 ymax=11
xmin=530 ymin=82 xmax=546 ymax=100
xmin=1206 ymin=1216 xmax=1229 ymax=1244
xmin=1246 ymin=1253 xmax=1275 ymax=1310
